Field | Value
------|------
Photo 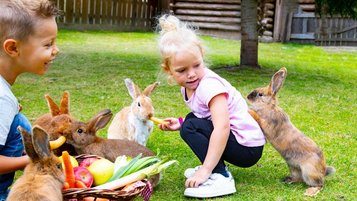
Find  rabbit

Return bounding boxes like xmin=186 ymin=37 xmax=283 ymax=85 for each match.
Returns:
xmin=246 ymin=67 xmax=335 ymax=197
xmin=7 ymin=126 xmax=64 ymax=201
xmin=35 ymin=91 xmax=159 ymax=186
xmin=34 ymin=91 xmax=77 ymax=156
xmin=107 ymin=78 xmax=159 ymax=146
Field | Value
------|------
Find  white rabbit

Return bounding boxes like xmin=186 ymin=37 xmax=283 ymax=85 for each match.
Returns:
xmin=7 ymin=126 xmax=64 ymax=201
xmin=107 ymin=78 xmax=159 ymax=146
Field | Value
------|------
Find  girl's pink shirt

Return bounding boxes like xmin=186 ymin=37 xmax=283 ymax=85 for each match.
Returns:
xmin=181 ymin=68 xmax=266 ymax=147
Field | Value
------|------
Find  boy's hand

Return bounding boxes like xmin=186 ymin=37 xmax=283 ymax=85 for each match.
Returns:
xmin=159 ymin=117 xmax=181 ymax=131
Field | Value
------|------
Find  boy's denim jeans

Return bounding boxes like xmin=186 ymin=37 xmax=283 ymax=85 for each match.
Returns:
xmin=0 ymin=113 xmax=31 ymax=201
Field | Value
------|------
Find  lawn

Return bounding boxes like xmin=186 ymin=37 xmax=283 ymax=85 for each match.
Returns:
xmin=13 ymin=30 xmax=356 ymax=200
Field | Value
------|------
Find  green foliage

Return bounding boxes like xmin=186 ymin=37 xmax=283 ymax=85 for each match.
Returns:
xmin=315 ymin=0 xmax=357 ymax=19
xmin=13 ymin=30 xmax=356 ymax=200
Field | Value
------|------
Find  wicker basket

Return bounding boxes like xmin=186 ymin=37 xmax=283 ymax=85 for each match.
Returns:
xmin=62 ymin=154 xmax=152 ymax=201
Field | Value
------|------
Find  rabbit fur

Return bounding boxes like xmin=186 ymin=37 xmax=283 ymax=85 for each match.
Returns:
xmin=247 ymin=67 xmax=335 ymax=197
xmin=107 ymin=78 xmax=159 ymax=146
xmin=7 ymin=126 xmax=64 ymax=201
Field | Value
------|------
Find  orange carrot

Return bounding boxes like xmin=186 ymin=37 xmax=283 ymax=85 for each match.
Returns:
xmin=75 ymin=180 xmax=87 ymax=189
xmin=62 ymin=151 xmax=75 ymax=188
xmin=63 ymin=181 xmax=70 ymax=190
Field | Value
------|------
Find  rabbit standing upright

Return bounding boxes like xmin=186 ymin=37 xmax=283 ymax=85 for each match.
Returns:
xmin=247 ymin=67 xmax=335 ymax=197
xmin=7 ymin=126 xmax=64 ymax=201
xmin=108 ymin=78 xmax=159 ymax=146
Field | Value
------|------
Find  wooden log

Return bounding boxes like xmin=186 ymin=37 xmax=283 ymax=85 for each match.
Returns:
xmin=264 ymin=3 xmax=274 ymax=10
xmin=192 ymin=22 xmax=241 ymax=31
xmin=300 ymin=4 xmax=315 ymax=12
xmin=262 ymin=17 xmax=273 ymax=24
xmin=171 ymin=2 xmax=240 ymax=11
xmin=175 ymin=9 xmax=240 ymax=17
xmin=174 ymin=0 xmax=241 ymax=4
xmin=264 ymin=0 xmax=275 ymax=3
xmin=298 ymin=0 xmax=315 ymax=4
xmin=265 ymin=23 xmax=273 ymax=29
xmin=176 ymin=15 xmax=241 ymax=23
xmin=264 ymin=10 xmax=274 ymax=17
xmin=263 ymin=30 xmax=273 ymax=36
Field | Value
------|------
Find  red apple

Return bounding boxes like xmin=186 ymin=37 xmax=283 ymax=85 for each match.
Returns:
xmin=73 ymin=166 xmax=94 ymax=188
xmin=79 ymin=157 xmax=98 ymax=168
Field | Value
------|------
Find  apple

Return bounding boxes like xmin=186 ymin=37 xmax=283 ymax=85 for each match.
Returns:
xmin=87 ymin=158 xmax=114 ymax=186
xmin=80 ymin=157 xmax=98 ymax=168
xmin=73 ymin=166 xmax=94 ymax=188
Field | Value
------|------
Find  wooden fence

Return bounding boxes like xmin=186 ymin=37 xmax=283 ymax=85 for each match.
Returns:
xmin=55 ymin=0 xmax=161 ymax=31
xmin=287 ymin=12 xmax=357 ymax=46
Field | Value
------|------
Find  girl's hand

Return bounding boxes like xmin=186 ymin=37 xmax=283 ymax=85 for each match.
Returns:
xmin=159 ymin=117 xmax=181 ymax=131
xmin=185 ymin=166 xmax=211 ymax=188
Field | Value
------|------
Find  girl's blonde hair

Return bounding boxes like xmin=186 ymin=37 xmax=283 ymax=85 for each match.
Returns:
xmin=157 ymin=14 xmax=204 ymax=73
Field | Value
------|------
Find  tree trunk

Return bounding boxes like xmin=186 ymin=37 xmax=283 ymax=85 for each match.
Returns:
xmin=240 ymin=0 xmax=259 ymax=68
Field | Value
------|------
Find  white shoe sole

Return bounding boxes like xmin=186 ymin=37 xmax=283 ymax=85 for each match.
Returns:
xmin=184 ymin=185 xmax=236 ymax=198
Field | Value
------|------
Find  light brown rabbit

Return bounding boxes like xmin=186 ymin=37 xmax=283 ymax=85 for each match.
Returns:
xmin=247 ymin=67 xmax=335 ymax=196
xmin=108 ymin=78 xmax=159 ymax=146
xmin=7 ymin=126 xmax=64 ymax=201
xmin=34 ymin=91 xmax=77 ymax=156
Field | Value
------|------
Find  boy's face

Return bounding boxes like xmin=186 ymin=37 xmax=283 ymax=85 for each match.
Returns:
xmin=16 ymin=17 xmax=59 ymax=75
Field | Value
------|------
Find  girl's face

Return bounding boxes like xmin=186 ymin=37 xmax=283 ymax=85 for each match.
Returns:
xmin=16 ymin=17 xmax=59 ymax=75
xmin=169 ymin=46 xmax=205 ymax=91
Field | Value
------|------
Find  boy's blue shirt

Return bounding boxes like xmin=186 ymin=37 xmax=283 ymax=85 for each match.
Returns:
xmin=0 ymin=75 xmax=19 ymax=150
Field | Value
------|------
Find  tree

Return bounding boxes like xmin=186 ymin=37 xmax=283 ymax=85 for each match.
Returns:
xmin=240 ymin=0 xmax=259 ymax=68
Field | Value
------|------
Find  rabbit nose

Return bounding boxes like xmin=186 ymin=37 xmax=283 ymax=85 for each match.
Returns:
xmin=147 ymin=113 xmax=153 ymax=119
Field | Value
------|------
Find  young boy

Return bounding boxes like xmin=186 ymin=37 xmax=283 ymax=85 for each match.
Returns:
xmin=0 ymin=0 xmax=60 ymax=199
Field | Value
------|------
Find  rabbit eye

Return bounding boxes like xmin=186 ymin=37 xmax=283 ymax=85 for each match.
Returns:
xmin=77 ymin=128 xmax=83 ymax=134
xmin=258 ymin=93 xmax=263 ymax=97
xmin=137 ymin=102 xmax=141 ymax=107
xmin=56 ymin=164 xmax=62 ymax=169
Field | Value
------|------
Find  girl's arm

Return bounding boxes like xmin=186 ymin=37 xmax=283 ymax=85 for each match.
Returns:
xmin=185 ymin=93 xmax=230 ymax=188
xmin=0 ymin=155 xmax=30 ymax=174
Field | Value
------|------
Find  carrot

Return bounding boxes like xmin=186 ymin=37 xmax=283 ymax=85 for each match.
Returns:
xmin=63 ymin=181 xmax=70 ymax=190
xmin=62 ymin=151 xmax=75 ymax=188
xmin=149 ymin=117 xmax=168 ymax=125
xmin=50 ymin=136 xmax=66 ymax=150
xmin=75 ymin=180 xmax=87 ymax=189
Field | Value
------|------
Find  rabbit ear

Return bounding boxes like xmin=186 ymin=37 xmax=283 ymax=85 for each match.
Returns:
xmin=59 ymin=91 xmax=70 ymax=115
xmin=143 ymin=82 xmax=159 ymax=97
xmin=125 ymin=78 xmax=141 ymax=99
xmin=88 ymin=109 xmax=113 ymax=132
xmin=270 ymin=67 xmax=287 ymax=96
xmin=18 ymin=126 xmax=39 ymax=161
xmin=45 ymin=94 xmax=60 ymax=116
xmin=32 ymin=126 xmax=51 ymax=159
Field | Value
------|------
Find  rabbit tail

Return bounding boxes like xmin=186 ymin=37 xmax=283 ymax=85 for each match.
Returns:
xmin=325 ymin=166 xmax=336 ymax=176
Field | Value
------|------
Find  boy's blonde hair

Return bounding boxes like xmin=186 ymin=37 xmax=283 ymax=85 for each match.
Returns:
xmin=0 ymin=0 xmax=59 ymax=55
xmin=157 ymin=15 xmax=204 ymax=73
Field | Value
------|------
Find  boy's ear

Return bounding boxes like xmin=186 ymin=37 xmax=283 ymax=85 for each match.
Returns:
xmin=3 ymin=39 xmax=20 ymax=57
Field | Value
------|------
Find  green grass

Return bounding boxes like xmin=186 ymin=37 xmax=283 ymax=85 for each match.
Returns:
xmin=13 ymin=30 xmax=356 ymax=200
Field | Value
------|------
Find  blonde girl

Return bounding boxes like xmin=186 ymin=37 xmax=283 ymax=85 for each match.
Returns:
xmin=157 ymin=15 xmax=266 ymax=198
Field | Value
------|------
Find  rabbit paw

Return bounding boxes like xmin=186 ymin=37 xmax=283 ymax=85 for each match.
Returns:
xmin=282 ymin=176 xmax=300 ymax=184
xmin=304 ymin=187 xmax=322 ymax=197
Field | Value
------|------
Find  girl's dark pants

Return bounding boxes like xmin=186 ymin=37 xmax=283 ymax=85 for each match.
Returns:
xmin=180 ymin=112 xmax=264 ymax=176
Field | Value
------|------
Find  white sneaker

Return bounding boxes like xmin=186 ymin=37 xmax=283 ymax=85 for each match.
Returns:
xmin=184 ymin=166 xmax=201 ymax=178
xmin=184 ymin=172 xmax=236 ymax=198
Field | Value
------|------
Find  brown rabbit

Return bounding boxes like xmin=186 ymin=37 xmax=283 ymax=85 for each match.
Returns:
xmin=7 ymin=126 xmax=64 ymax=201
xmin=247 ymin=67 xmax=335 ymax=196
xmin=34 ymin=91 xmax=77 ymax=156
